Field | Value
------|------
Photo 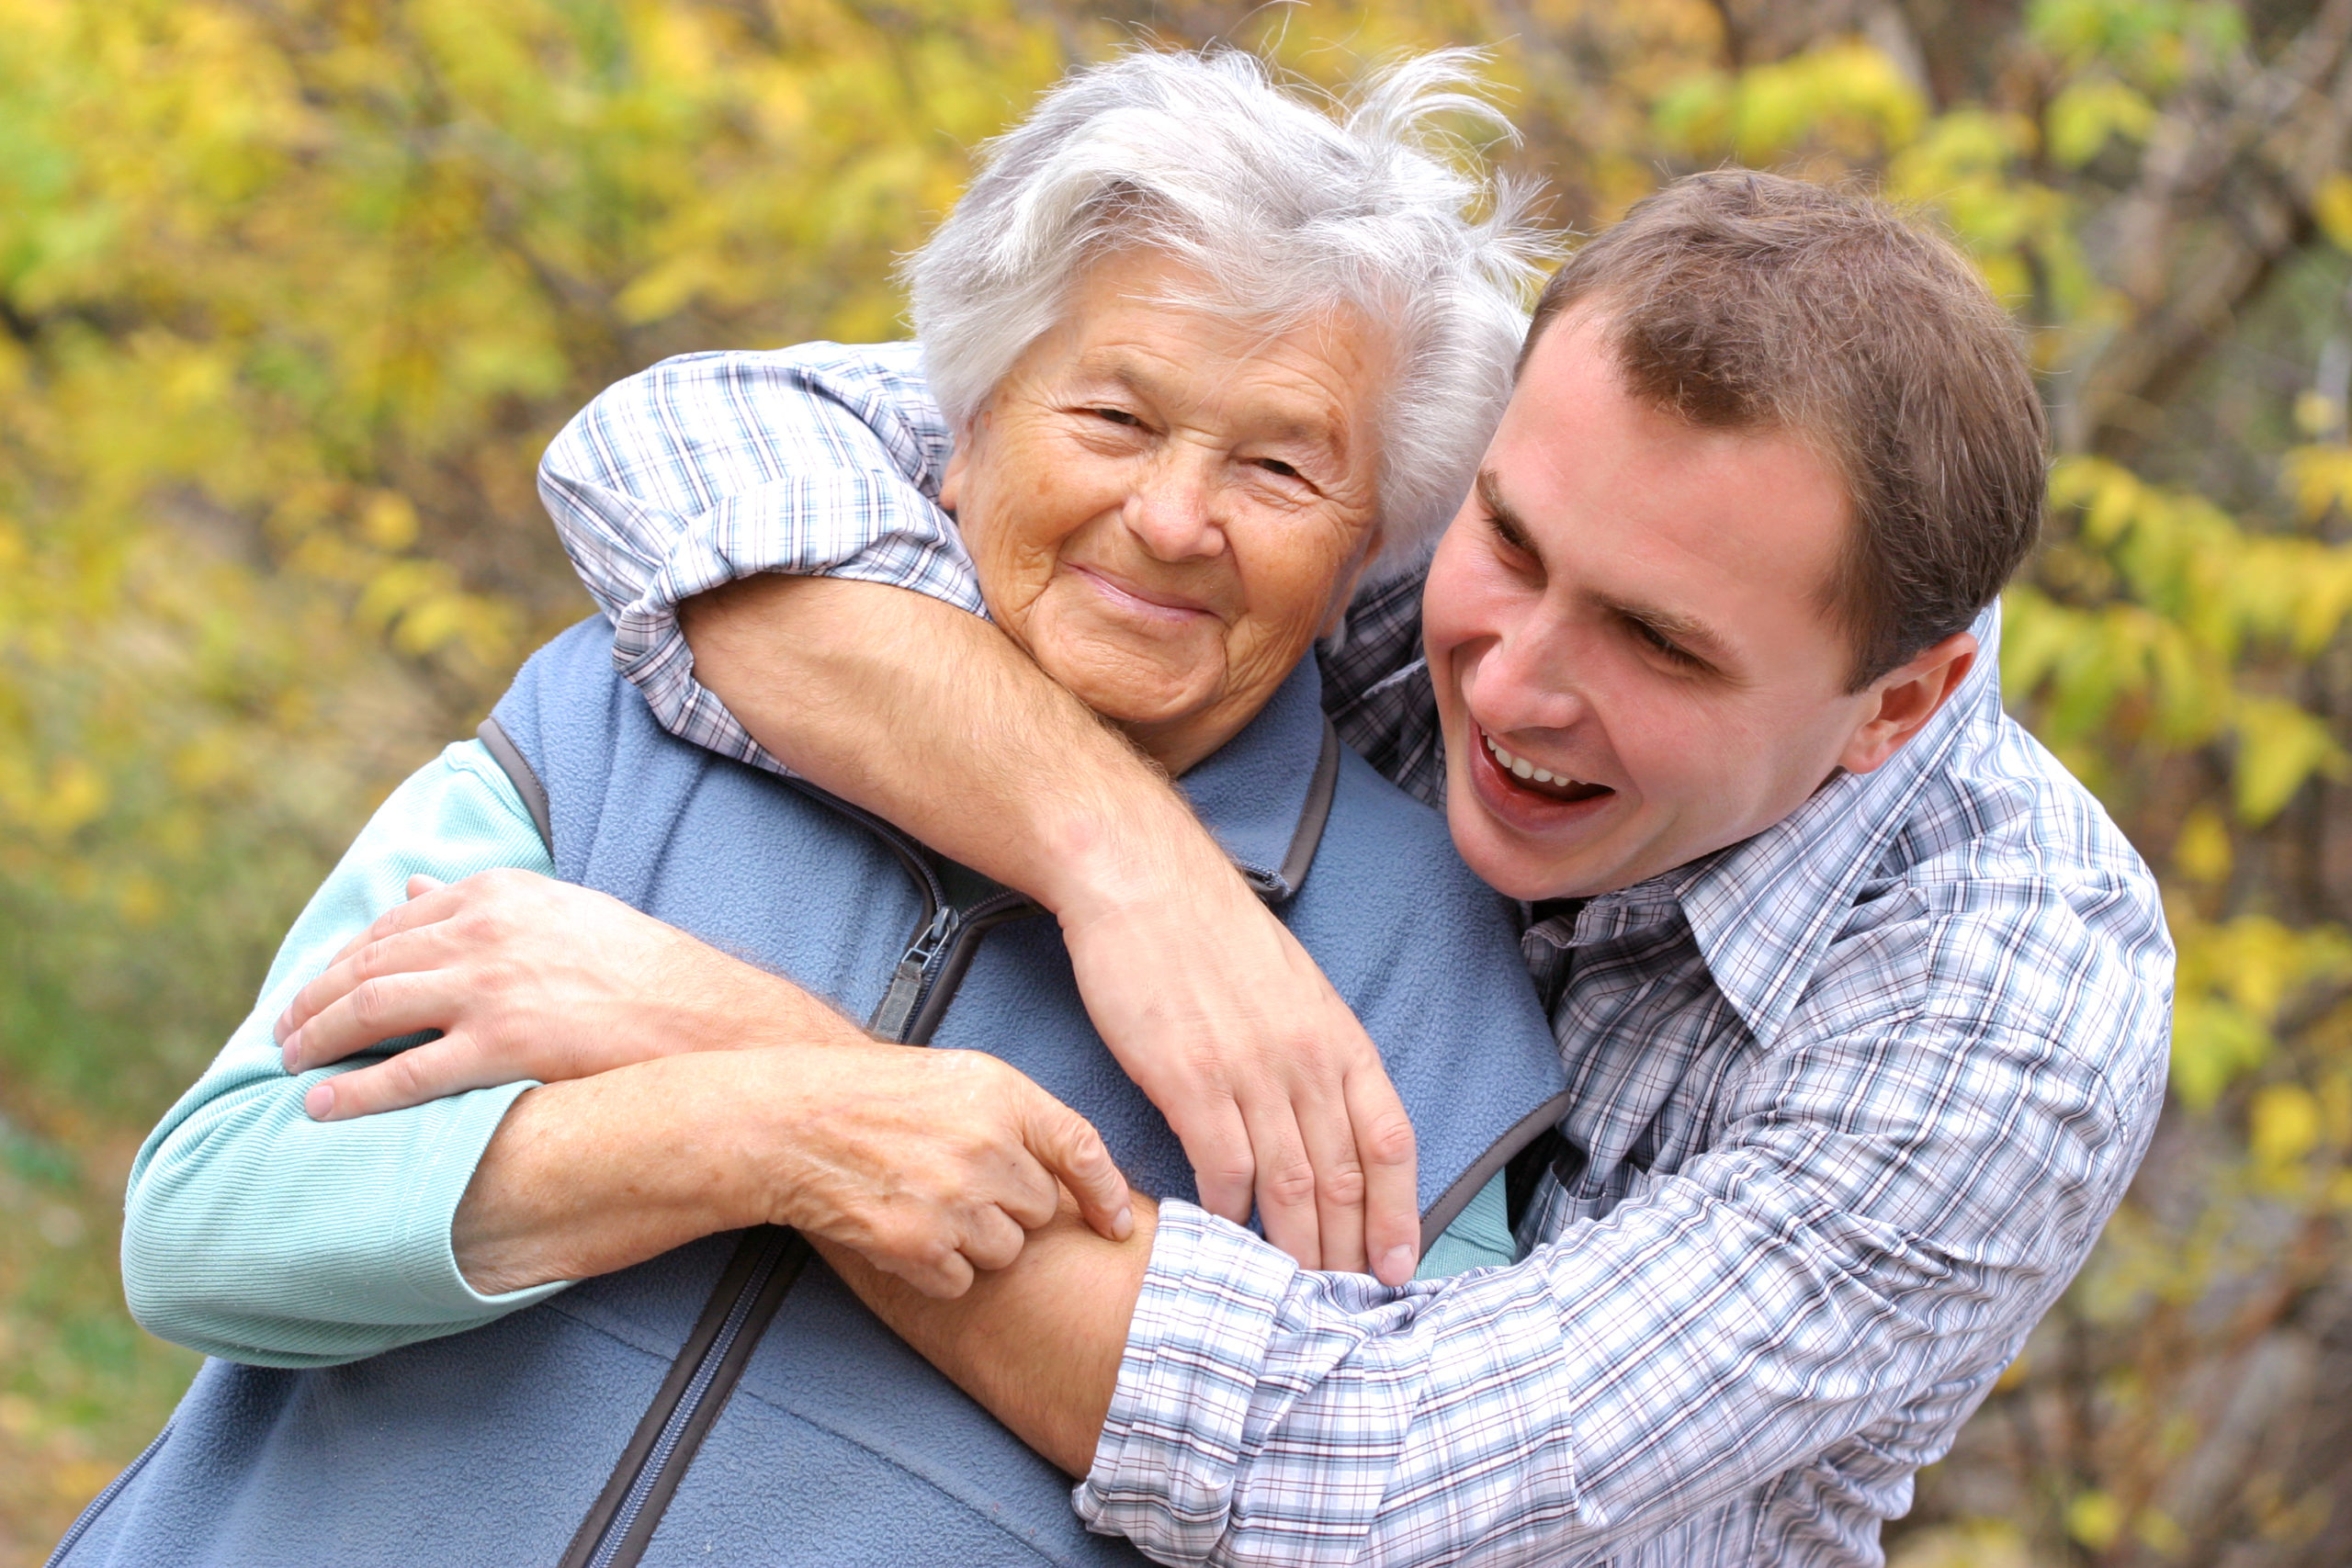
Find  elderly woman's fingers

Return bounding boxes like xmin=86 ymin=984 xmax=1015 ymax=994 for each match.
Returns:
xmin=1013 ymin=1093 xmax=1132 ymax=1242
xmin=1346 ymin=1069 xmax=1420 ymax=1285
xmin=956 ymin=1205 xmax=1032 ymax=1275
xmin=1238 ymin=1095 xmax=1323 ymax=1270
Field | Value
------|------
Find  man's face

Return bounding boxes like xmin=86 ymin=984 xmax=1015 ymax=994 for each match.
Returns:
xmin=1426 ymin=309 xmax=1892 ymax=901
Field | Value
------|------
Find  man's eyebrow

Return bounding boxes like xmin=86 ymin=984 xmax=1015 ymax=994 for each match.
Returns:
xmin=1476 ymin=468 xmax=1736 ymax=674
xmin=1476 ymin=468 xmax=1540 ymax=558
xmin=1607 ymin=598 xmax=1735 ymax=672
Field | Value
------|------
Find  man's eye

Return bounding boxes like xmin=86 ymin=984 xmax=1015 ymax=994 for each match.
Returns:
xmin=1630 ymin=617 xmax=1699 ymax=666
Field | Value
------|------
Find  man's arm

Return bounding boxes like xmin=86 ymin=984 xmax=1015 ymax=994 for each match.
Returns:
xmin=818 ymin=1018 xmax=2143 ymax=1565
xmin=815 ymin=1200 xmax=1158 ymax=1477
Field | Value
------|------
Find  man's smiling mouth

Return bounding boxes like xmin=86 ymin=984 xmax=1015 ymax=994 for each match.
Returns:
xmin=1482 ymin=730 xmax=1612 ymax=803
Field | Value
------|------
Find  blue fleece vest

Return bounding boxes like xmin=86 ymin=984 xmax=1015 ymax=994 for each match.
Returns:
xmin=56 ymin=619 xmax=1566 ymax=1568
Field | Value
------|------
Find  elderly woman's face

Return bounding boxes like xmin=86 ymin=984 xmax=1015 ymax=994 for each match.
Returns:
xmin=940 ymin=253 xmax=1387 ymax=773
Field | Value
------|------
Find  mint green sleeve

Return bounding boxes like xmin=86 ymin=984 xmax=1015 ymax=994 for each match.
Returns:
xmin=122 ymin=740 xmax=568 ymax=1368
xmin=1413 ymin=1170 xmax=1515 ymax=1280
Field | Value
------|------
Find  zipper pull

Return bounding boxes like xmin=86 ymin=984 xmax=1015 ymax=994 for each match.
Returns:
xmin=868 ymin=905 xmax=958 ymax=1042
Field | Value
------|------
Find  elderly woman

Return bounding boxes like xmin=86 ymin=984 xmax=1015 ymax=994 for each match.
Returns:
xmin=65 ymin=48 xmax=1565 ymax=1568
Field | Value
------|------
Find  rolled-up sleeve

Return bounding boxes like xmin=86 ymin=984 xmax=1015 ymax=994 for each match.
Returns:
xmin=537 ymin=341 xmax=985 ymax=770
xmin=1078 ymin=1011 xmax=2142 ymax=1567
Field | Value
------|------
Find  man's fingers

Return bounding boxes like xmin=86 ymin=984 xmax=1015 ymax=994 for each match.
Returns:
xmin=1021 ymin=1096 xmax=1132 ymax=1242
xmin=1240 ymin=1095 xmax=1322 ymax=1270
xmin=1286 ymin=1067 xmax=1369 ymax=1275
xmin=311 ymin=877 xmax=463 ymax=983
xmin=1173 ymin=1100 xmax=1257 ymax=1230
xmin=1346 ymin=1069 xmax=1421 ymax=1285
xmin=302 ymin=1034 xmax=493 ymax=1121
xmin=282 ymin=968 xmax=462 ymax=1072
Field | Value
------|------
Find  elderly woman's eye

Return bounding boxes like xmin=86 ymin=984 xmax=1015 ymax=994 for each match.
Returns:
xmin=1090 ymin=407 xmax=1142 ymax=426
xmin=1254 ymin=457 xmax=1302 ymax=479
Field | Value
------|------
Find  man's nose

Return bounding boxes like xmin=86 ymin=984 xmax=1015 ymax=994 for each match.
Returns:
xmin=1121 ymin=450 xmax=1227 ymax=562
xmin=1474 ymin=619 xmax=1588 ymax=736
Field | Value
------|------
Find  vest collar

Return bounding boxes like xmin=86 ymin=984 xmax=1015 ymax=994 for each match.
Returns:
xmin=1174 ymin=656 xmax=1340 ymax=905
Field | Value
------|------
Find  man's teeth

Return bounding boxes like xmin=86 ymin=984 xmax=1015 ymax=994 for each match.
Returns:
xmin=1483 ymin=732 xmax=1577 ymax=788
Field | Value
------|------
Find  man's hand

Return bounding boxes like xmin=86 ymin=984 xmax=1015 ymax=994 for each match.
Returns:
xmin=276 ymin=869 xmax=831 ymax=1121
xmin=688 ymin=575 xmax=1424 ymax=1282
xmin=455 ymin=1041 xmax=1134 ymax=1300
xmin=1054 ymin=844 xmax=1419 ymax=1287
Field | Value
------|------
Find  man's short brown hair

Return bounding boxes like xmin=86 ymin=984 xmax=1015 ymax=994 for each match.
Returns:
xmin=1522 ymin=170 xmax=2047 ymax=689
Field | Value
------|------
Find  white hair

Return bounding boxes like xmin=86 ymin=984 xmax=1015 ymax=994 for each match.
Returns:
xmin=905 ymin=47 xmax=1555 ymax=583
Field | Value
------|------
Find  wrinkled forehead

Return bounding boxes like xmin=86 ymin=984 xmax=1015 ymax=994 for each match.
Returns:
xmin=1054 ymin=252 xmax=1393 ymax=445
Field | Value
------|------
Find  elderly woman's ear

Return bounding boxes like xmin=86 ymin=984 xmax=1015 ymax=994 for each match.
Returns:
xmin=1320 ymin=525 xmax=1385 ymax=640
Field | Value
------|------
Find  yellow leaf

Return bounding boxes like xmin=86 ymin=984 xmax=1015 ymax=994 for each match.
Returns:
xmin=2232 ymin=697 xmax=2345 ymax=826
xmin=2249 ymin=1083 xmax=2322 ymax=1165
xmin=2045 ymin=75 xmax=2154 ymax=168
xmin=2066 ymin=1490 xmax=2123 ymax=1551
xmin=2173 ymin=806 xmax=2231 ymax=886
xmin=2315 ymin=171 xmax=2352 ymax=254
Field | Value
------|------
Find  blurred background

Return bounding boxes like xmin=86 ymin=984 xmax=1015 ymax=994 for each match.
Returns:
xmin=2 ymin=0 xmax=2348 ymax=1562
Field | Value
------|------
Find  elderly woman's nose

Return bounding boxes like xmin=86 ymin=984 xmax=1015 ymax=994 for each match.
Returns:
xmin=1119 ymin=457 xmax=1227 ymax=560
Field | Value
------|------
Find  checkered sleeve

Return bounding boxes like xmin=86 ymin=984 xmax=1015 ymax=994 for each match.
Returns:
xmin=1078 ymin=918 xmax=2166 ymax=1566
xmin=536 ymin=341 xmax=984 ymax=772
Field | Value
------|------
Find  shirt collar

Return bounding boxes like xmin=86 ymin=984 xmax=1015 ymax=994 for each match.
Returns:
xmin=1176 ymin=656 xmax=1338 ymax=905
xmin=1590 ymin=603 xmax=2007 ymax=1048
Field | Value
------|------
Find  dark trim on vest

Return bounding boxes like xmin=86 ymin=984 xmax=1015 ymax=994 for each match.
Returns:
xmin=560 ymin=1226 xmax=809 ymax=1568
xmin=1418 ymin=1090 xmax=1572 ymax=1251
xmin=476 ymin=717 xmax=553 ymax=853
xmin=1246 ymin=716 xmax=1341 ymax=905
xmin=43 ymin=1420 xmax=174 ymax=1568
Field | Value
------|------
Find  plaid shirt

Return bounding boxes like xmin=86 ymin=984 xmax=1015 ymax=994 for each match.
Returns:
xmin=539 ymin=344 xmax=2176 ymax=1567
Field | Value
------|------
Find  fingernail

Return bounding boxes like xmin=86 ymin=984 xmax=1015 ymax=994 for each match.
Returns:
xmin=303 ymin=1082 xmax=335 ymax=1121
xmin=279 ymin=1030 xmax=301 ymax=1074
xmin=1113 ymin=1205 xmax=1134 ymax=1241
xmin=1379 ymin=1246 xmax=1417 ymax=1285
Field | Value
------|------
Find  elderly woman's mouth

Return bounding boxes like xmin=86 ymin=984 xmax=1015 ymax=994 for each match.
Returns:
xmin=1068 ymin=564 xmax=1216 ymax=622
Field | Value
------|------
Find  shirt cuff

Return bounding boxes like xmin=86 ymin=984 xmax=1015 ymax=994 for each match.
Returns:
xmin=1075 ymin=1201 xmax=1299 ymax=1559
xmin=388 ymin=1077 xmax=571 ymax=1318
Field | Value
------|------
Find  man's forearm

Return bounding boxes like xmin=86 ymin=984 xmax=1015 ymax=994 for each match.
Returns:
xmin=817 ymin=1196 xmax=1159 ymax=1476
xmin=684 ymin=574 xmax=1235 ymax=919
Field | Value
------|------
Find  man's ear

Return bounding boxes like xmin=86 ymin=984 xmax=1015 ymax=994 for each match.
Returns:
xmin=1838 ymin=630 xmax=1977 ymax=775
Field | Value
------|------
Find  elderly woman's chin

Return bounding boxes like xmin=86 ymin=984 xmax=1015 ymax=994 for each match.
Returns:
xmin=1025 ymin=612 xmax=1234 ymax=749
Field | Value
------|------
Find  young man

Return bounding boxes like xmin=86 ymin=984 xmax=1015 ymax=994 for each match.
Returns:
xmin=326 ymin=173 xmax=2173 ymax=1561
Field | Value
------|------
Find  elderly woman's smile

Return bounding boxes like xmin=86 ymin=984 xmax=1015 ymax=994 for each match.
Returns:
xmin=939 ymin=253 xmax=1390 ymax=775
